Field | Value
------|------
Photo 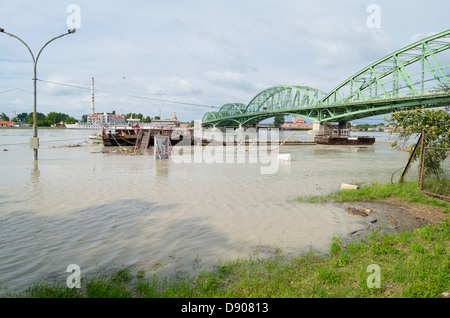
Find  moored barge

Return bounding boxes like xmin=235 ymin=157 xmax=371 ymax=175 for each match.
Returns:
xmin=102 ymin=119 xmax=194 ymax=148
xmin=314 ymin=135 xmax=375 ymax=145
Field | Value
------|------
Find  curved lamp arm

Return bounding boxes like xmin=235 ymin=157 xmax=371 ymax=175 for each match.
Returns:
xmin=0 ymin=28 xmax=76 ymax=69
xmin=0 ymin=28 xmax=76 ymax=160
xmin=0 ymin=28 xmax=36 ymax=64
xmin=35 ymin=29 xmax=76 ymax=65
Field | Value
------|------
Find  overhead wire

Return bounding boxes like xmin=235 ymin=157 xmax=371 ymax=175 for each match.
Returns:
xmin=36 ymin=79 xmax=220 ymax=109
xmin=0 ymin=82 xmax=33 ymax=95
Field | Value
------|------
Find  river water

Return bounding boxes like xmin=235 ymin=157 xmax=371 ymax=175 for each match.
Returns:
xmin=0 ymin=128 xmax=412 ymax=292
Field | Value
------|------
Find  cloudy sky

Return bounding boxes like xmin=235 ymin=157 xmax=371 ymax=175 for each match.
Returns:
xmin=0 ymin=0 xmax=449 ymax=123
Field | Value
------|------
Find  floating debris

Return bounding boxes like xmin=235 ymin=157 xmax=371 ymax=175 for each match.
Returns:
xmin=101 ymin=147 xmax=144 ymax=156
xmin=345 ymin=206 xmax=372 ymax=217
xmin=341 ymin=183 xmax=359 ymax=190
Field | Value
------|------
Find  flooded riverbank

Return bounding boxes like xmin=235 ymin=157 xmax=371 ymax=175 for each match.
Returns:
xmin=0 ymin=129 xmax=412 ymax=292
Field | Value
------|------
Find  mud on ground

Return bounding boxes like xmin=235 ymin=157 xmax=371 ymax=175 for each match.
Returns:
xmin=337 ymin=198 xmax=449 ymax=243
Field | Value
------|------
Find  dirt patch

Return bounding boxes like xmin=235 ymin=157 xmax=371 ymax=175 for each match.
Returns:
xmin=337 ymin=198 xmax=449 ymax=243
xmin=380 ymin=197 xmax=448 ymax=225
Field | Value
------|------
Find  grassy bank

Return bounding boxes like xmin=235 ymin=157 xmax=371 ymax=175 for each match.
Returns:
xmin=3 ymin=182 xmax=449 ymax=298
xmin=297 ymin=181 xmax=450 ymax=212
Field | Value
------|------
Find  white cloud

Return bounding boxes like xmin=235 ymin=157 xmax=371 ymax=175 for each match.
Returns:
xmin=204 ymin=71 xmax=256 ymax=91
xmin=287 ymin=14 xmax=393 ymax=68
xmin=408 ymin=31 xmax=439 ymax=45
xmin=1 ymin=0 xmax=450 ymax=121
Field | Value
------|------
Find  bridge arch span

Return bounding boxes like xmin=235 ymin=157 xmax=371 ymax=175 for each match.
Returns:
xmin=202 ymin=111 xmax=219 ymax=123
xmin=245 ymin=85 xmax=326 ymax=114
xmin=202 ymin=30 xmax=450 ymax=127
xmin=319 ymin=29 xmax=450 ymax=107
xmin=217 ymin=103 xmax=247 ymax=118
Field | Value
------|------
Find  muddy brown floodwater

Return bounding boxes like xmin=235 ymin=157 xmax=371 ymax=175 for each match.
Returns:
xmin=0 ymin=129 xmax=426 ymax=292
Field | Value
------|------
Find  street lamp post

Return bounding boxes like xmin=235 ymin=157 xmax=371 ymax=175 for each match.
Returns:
xmin=0 ymin=28 xmax=76 ymax=160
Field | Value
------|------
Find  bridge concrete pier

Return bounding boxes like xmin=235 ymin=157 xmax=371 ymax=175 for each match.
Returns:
xmin=310 ymin=121 xmax=348 ymax=136
xmin=311 ymin=121 xmax=331 ymax=135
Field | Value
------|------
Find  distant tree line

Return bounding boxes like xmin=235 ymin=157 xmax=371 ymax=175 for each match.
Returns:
xmin=356 ymin=123 xmax=387 ymax=131
xmin=124 ymin=113 xmax=153 ymax=123
xmin=1 ymin=111 xmax=77 ymax=126
xmin=2 ymin=110 xmax=187 ymax=126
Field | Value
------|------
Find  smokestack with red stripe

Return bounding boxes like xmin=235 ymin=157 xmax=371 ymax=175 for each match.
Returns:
xmin=91 ymin=77 xmax=95 ymax=114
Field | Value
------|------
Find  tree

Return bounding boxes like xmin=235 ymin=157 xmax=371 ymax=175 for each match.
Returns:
xmin=47 ymin=112 xmax=62 ymax=124
xmin=273 ymin=115 xmax=285 ymax=127
xmin=26 ymin=112 xmax=51 ymax=127
xmin=386 ymin=107 xmax=450 ymax=176
xmin=125 ymin=113 xmax=135 ymax=119
xmin=0 ymin=113 xmax=10 ymax=121
xmin=387 ymin=107 xmax=449 ymax=150
xmin=16 ymin=112 xmax=28 ymax=122
xmin=46 ymin=112 xmax=72 ymax=124
xmin=64 ymin=116 xmax=77 ymax=124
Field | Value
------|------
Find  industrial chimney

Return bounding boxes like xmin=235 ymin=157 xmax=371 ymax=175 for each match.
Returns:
xmin=91 ymin=77 xmax=95 ymax=114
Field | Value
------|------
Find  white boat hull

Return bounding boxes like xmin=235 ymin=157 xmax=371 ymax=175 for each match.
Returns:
xmin=65 ymin=123 xmax=108 ymax=130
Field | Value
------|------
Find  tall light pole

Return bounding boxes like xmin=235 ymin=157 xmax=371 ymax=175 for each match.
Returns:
xmin=0 ymin=28 xmax=76 ymax=160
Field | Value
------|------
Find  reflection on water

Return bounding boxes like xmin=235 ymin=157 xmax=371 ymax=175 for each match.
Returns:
xmin=30 ymin=160 xmax=40 ymax=181
xmin=154 ymin=159 xmax=169 ymax=178
xmin=312 ymin=146 xmax=375 ymax=156
xmin=0 ymin=129 xmax=410 ymax=292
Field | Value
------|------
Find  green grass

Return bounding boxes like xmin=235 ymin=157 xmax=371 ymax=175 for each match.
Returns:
xmin=422 ymin=178 xmax=450 ymax=198
xmin=297 ymin=181 xmax=450 ymax=212
xmin=2 ymin=181 xmax=449 ymax=298
xmin=3 ymin=219 xmax=448 ymax=298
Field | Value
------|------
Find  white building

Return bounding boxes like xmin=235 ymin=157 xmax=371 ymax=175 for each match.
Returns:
xmin=87 ymin=113 xmax=126 ymax=125
xmin=151 ymin=113 xmax=180 ymax=127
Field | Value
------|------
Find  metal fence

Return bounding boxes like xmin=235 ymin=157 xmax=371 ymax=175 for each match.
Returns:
xmin=419 ymin=146 xmax=450 ymax=201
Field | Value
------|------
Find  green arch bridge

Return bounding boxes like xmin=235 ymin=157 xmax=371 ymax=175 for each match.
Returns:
xmin=202 ymin=30 xmax=450 ymax=128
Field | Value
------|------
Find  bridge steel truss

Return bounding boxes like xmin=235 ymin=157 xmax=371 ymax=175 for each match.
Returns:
xmin=202 ymin=30 xmax=450 ymax=127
